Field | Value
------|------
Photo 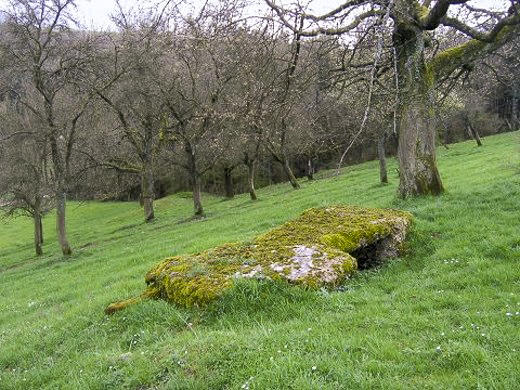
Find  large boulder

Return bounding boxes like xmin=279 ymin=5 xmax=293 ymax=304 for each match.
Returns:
xmin=106 ymin=206 xmax=413 ymax=313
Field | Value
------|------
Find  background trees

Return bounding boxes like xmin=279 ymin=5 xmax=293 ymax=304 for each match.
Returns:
xmin=158 ymin=2 xmax=253 ymax=216
xmin=472 ymin=35 xmax=520 ymax=131
xmin=95 ymin=19 xmax=167 ymax=222
xmin=1 ymin=0 xmax=519 ymax=253
xmin=0 ymin=122 xmax=51 ymax=255
xmin=0 ymin=0 xmax=100 ymax=254
xmin=264 ymin=0 xmax=520 ymax=197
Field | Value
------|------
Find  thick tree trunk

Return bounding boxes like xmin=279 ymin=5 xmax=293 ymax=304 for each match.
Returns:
xmin=397 ymin=97 xmax=443 ymax=197
xmin=394 ymin=24 xmax=444 ymax=198
xmin=223 ymin=168 xmax=234 ymax=199
xmin=34 ymin=196 xmax=43 ymax=256
xmin=377 ymin=134 xmax=388 ymax=184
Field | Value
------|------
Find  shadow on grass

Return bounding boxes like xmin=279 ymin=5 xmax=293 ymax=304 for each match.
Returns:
xmin=109 ymin=222 xmax=143 ymax=235
xmin=1 ymin=247 xmax=96 ymax=277
xmin=0 ymin=243 xmax=35 ymax=268
xmin=176 ymin=213 xmax=212 ymax=225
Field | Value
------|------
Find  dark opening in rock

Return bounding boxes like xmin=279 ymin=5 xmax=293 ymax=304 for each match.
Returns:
xmin=351 ymin=240 xmax=386 ymax=270
xmin=351 ymin=236 xmax=402 ymax=270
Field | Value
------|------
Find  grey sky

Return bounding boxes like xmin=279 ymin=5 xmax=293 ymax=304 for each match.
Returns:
xmin=74 ymin=0 xmax=509 ymax=29
xmin=0 ymin=0 xmax=509 ymax=29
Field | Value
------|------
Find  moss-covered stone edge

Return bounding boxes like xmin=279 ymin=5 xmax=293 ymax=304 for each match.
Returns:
xmin=105 ymin=205 xmax=413 ymax=313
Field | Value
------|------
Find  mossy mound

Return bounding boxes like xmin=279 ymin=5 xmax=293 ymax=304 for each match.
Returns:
xmin=106 ymin=206 xmax=413 ymax=313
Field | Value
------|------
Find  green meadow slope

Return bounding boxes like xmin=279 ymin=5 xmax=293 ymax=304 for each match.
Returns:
xmin=1 ymin=131 xmax=519 ymax=389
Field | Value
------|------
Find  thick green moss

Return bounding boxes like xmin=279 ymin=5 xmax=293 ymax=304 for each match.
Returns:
xmin=106 ymin=206 xmax=413 ymax=312
xmin=428 ymin=39 xmax=485 ymax=79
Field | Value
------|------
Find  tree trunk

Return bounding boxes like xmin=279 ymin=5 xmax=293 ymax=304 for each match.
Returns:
xmin=306 ymin=158 xmax=315 ymax=181
xmin=40 ymin=216 xmax=43 ymax=244
xmin=141 ymin=160 xmax=155 ymax=222
xmin=244 ymin=155 xmax=258 ymax=200
xmin=377 ymin=134 xmax=388 ymax=184
xmin=192 ymin=173 xmax=204 ymax=216
xmin=55 ymin=190 xmax=72 ymax=255
xmin=140 ymin=120 xmax=156 ymax=222
xmin=246 ymin=158 xmax=257 ymax=201
xmin=465 ymin=116 xmax=482 ymax=147
xmin=394 ymin=24 xmax=443 ymax=198
xmin=511 ymin=81 xmax=519 ymax=128
xmin=397 ymin=97 xmax=443 ymax=197
xmin=276 ymin=118 xmax=300 ymax=189
xmin=245 ymin=136 xmax=261 ymax=201
xmin=283 ymin=157 xmax=300 ymax=189
xmin=186 ymin=141 xmax=204 ymax=216
xmin=266 ymin=144 xmax=300 ymax=189
xmin=34 ymin=196 xmax=43 ymax=256
xmin=50 ymin=137 xmax=72 ymax=255
xmin=223 ymin=167 xmax=234 ymax=199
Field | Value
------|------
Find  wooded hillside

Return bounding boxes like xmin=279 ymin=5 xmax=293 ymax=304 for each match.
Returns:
xmin=1 ymin=0 xmax=519 ymax=256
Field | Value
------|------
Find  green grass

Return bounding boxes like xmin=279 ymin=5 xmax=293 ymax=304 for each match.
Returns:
xmin=1 ymin=131 xmax=519 ymax=389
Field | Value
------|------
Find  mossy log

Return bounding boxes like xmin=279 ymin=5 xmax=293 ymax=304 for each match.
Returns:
xmin=105 ymin=206 xmax=413 ymax=313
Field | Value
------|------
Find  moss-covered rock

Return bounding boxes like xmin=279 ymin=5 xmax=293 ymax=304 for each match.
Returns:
xmin=105 ymin=206 xmax=413 ymax=313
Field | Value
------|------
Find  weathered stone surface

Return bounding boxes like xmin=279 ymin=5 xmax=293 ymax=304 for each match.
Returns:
xmin=105 ymin=206 xmax=413 ymax=313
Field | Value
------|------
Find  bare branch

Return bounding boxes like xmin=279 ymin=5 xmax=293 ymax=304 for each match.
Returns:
xmin=441 ymin=10 xmax=520 ymax=42
xmin=263 ymin=0 xmax=385 ymax=37
xmin=420 ymin=0 xmax=469 ymax=30
xmin=337 ymin=0 xmax=395 ymax=173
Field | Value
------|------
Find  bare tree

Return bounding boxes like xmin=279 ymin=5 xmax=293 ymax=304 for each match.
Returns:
xmin=0 ymin=120 xmax=52 ymax=256
xmin=94 ymin=3 xmax=173 ymax=222
xmin=159 ymin=2 xmax=252 ymax=215
xmin=0 ymin=0 xmax=100 ymax=254
xmin=264 ymin=0 xmax=520 ymax=197
xmin=261 ymin=17 xmax=310 ymax=190
xmin=232 ymin=27 xmax=280 ymax=200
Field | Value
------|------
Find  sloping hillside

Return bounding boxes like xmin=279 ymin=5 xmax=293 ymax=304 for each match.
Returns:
xmin=1 ymin=131 xmax=519 ymax=389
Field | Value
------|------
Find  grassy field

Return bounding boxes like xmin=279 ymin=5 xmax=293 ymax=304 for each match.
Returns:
xmin=1 ymin=131 xmax=519 ymax=389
